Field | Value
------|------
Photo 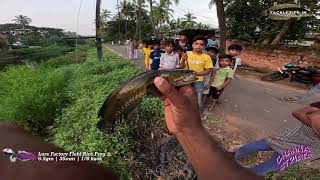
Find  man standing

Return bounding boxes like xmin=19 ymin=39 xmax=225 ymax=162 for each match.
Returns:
xmin=181 ymin=35 xmax=213 ymax=113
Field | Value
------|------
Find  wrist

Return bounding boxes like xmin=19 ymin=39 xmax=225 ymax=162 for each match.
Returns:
xmin=175 ymin=125 xmax=205 ymax=139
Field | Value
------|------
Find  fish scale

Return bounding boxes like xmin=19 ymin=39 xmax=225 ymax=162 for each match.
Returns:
xmin=97 ymin=69 xmax=197 ymax=133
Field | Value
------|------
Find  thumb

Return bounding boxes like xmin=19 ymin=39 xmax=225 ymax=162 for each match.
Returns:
xmin=154 ymin=77 xmax=186 ymax=106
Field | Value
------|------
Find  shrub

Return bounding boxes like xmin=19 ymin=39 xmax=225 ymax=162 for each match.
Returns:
xmin=0 ymin=66 xmax=70 ymax=133
xmin=49 ymin=49 xmax=142 ymax=177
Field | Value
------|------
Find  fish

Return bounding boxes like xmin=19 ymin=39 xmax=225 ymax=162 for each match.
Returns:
xmin=262 ymin=3 xmax=314 ymax=20
xmin=97 ymin=69 xmax=197 ymax=133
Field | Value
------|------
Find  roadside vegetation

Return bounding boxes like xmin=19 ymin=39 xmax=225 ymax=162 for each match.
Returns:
xmin=0 ymin=46 xmax=318 ymax=179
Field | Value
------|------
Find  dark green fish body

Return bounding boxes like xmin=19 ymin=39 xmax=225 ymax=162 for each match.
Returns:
xmin=97 ymin=69 xmax=197 ymax=132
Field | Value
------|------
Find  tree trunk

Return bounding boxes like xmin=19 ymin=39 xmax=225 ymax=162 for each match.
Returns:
xmin=216 ymin=0 xmax=226 ymax=53
xmin=134 ymin=0 xmax=139 ymax=39
xmin=96 ymin=0 xmax=103 ymax=61
xmin=149 ymin=0 xmax=157 ymax=38
xmin=270 ymin=20 xmax=292 ymax=45
xmin=262 ymin=36 xmax=273 ymax=45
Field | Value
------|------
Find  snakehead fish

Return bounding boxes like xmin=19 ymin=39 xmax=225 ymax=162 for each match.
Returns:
xmin=97 ymin=69 xmax=197 ymax=133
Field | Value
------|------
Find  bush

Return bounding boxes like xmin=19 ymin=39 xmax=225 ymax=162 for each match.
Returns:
xmin=0 ymin=66 xmax=70 ymax=133
xmin=49 ymin=49 xmax=142 ymax=178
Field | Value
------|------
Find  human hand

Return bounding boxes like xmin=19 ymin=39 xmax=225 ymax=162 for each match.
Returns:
xmin=181 ymin=53 xmax=188 ymax=61
xmin=154 ymin=77 xmax=202 ymax=135
xmin=216 ymin=86 xmax=223 ymax=90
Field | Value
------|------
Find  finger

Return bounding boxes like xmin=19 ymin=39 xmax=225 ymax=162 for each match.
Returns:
xmin=179 ymin=85 xmax=197 ymax=104
xmin=154 ymin=77 xmax=186 ymax=106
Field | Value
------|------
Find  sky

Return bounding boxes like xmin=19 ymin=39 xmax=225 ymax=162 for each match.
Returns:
xmin=0 ymin=0 xmax=218 ymax=35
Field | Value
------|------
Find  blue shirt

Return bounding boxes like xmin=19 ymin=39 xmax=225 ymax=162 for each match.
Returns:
xmin=150 ymin=49 xmax=164 ymax=70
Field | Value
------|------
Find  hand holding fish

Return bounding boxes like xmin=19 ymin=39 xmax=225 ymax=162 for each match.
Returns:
xmin=154 ymin=77 xmax=202 ymax=135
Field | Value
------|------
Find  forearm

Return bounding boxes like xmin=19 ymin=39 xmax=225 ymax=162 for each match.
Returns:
xmin=196 ymin=69 xmax=211 ymax=76
xmin=220 ymin=79 xmax=232 ymax=89
xmin=176 ymin=128 xmax=261 ymax=180
xmin=292 ymin=106 xmax=319 ymax=126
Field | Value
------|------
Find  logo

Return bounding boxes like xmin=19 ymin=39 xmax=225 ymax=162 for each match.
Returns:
xmin=262 ymin=3 xmax=314 ymax=20
xmin=3 ymin=148 xmax=37 ymax=163
xmin=276 ymin=145 xmax=312 ymax=171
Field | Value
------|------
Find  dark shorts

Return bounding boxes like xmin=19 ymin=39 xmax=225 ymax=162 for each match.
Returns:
xmin=209 ymin=86 xmax=224 ymax=99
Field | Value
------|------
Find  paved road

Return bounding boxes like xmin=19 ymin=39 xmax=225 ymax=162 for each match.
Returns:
xmin=104 ymin=44 xmax=318 ymax=140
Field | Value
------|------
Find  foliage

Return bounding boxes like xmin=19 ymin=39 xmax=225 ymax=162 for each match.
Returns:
xmin=224 ymin=0 xmax=320 ymax=43
xmin=0 ymin=66 xmax=70 ymax=133
xmin=7 ymin=46 xmax=73 ymax=61
xmin=265 ymin=165 xmax=320 ymax=179
xmin=48 ymin=49 xmax=146 ymax=177
xmin=0 ymin=23 xmax=74 ymax=46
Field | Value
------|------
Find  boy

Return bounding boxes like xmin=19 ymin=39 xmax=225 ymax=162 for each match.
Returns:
xmin=203 ymin=45 xmax=219 ymax=107
xmin=175 ymin=45 xmax=184 ymax=64
xmin=215 ymin=44 xmax=242 ymax=74
xmin=149 ymin=39 xmax=164 ymax=71
xmin=143 ymin=39 xmax=153 ymax=71
xmin=159 ymin=41 xmax=180 ymax=70
xmin=208 ymin=54 xmax=234 ymax=109
xmin=181 ymin=35 xmax=213 ymax=113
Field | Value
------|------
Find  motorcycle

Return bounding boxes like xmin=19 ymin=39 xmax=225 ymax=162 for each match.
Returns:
xmin=261 ymin=63 xmax=320 ymax=86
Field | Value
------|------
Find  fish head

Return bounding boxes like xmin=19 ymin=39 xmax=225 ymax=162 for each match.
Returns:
xmin=160 ymin=69 xmax=197 ymax=86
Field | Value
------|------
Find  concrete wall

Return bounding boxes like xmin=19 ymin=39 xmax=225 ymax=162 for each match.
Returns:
xmin=226 ymin=40 xmax=320 ymax=70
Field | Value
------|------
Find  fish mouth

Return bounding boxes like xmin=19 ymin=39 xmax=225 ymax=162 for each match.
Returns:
xmin=172 ymin=73 xmax=197 ymax=86
xmin=97 ymin=119 xmax=115 ymax=133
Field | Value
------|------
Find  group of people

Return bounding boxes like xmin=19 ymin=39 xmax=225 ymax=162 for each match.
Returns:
xmin=142 ymin=34 xmax=243 ymax=113
xmin=125 ymin=38 xmax=139 ymax=60
xmin=139 ymin=34 xmax=320 ymax=178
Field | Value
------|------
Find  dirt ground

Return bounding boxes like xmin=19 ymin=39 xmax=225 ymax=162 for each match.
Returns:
xmin=104 ymin=44 xmax=320 ymax=170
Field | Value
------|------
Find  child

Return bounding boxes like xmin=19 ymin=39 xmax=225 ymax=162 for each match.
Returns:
xmin=133 ymin=39 xmax=139 ymax=59
xmin=149 ymin=39 xmax=164 ymax=71
xmin=215 ymin=44 xmax=242 ymax=74
xmin=180 ymin=35 xmax=213 ymax=113
xmin=203 ymin=45 xmax=219 ymax=107
xmin=159 ymin=41 xmax=180 ymax=70
xmin=208 ymin=54 xmax=234 ymax=110
xmin=143 ymin=39 xmax=153 ymax=71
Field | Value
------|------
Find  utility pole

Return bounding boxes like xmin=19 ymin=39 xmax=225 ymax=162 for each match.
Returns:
xmin=96 ymin=0 xmax=103 ymax=61
xmin=117 ymin=0 xmax=121 ymax=42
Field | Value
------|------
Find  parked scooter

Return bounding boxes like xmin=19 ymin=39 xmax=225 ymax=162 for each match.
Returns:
xmin=261 ymin=63 xmax=320 ymax=86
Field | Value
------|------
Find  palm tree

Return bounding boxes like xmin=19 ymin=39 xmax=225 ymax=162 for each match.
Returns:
xmin=209 ymin=0 xmax=226 ymax=52
xmin=149 ymin=0 xmax=179 ymax=38
xmin=154 ymin=1 xmax=174 ymax=29
xmin=96 ymin=0 xmax=102 ymax=61
xmin=181 ymin=12 xmax=197 ymax=29
xmin=149 ymin=0 xmax=157 ymax=37
xmin=120 ymin=1 xmax=135 ymax=21
xmin=101 ymin=9 xmax=112 ymax=29
xmin=12 ymin=15 xmax=32 ymax=35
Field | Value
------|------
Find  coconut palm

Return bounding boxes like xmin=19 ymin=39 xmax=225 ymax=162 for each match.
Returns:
xmin=149 ymin=0 xmax=179 ymax=38
xmin=119 ymin=1 xmax=135 ymax=21
xmin=209 ymin=0 xmax=226 ymax=52
xmin=154 ymin=1 xmax=174 ymax=29
xmin=12 ymin=15 xmax=32 ymax=35
xmin=101 ymin=9 xmax=112 ymax=29
xmin=181 ymin=12 xmax=197 ymax=29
